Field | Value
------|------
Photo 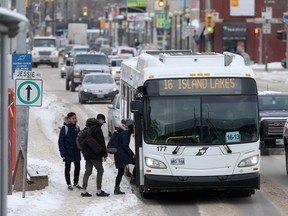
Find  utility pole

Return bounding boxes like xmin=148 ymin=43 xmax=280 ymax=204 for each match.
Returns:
xmin=16 ymin=0 xmax=29 ymax=199
xmin=1 ymin=2 xmax=9 ymax=216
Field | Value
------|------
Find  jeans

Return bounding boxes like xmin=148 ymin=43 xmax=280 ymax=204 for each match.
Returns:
xmin=82 ymin=159 xmax=104 ymax=190
xmin=64 ymin=161 xmax=80 ymax=186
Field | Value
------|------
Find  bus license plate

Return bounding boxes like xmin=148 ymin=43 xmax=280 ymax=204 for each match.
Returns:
xmin=97 ymin=94 xmax=104 ymax=98
xmin=171 ymin=158 xmax=185 ymax=165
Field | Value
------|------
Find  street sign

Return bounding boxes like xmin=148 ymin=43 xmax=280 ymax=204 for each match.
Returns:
xmin=12 ymin=53 xmax=32 ymax=79
xmin=284 ymin=12 xmax=288 ymax=23
xmin=14 ymin=70 xmax=42 ymax=79
xmin=263 ymin=23 xmax=271 ymax=34
xmin=15 ymin=79 xmax=43 ymax=107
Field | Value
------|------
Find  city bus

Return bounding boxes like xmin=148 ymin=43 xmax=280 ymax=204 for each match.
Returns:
xmin=120 ymin=51 xmax=260 ymax=197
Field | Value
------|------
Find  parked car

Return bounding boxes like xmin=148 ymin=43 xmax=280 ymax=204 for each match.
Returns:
xmin=109 ymin=58 xmax=125 ymax=80
xmin=258 ymin=91 xmax=288 ymax=155
xmin=60 ymin=57 xmax=73 ymax=78
xmin=78 ymin=73 xmax=119 ymax=104
xmin=107 ymin=93 xmax=121 ymax=137
xmin=68 ymin=52 xmax=110 ymax=91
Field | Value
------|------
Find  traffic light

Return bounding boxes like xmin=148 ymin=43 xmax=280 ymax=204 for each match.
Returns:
xmin=254 ymin=28 xmax=260 ymax=38
xmin=158 ymin=0 xmax=167 ymax=9
xmin=276 ymin=30 xmax=287 ymax=40
xmin=82 ymin=6 xmax=88 ymax=16
xmin=205 ymin=13 xmax=214 ymax=34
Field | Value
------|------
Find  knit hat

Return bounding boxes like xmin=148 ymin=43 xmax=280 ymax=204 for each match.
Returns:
xmin=121 ymin=118 xmax=134 ymax=130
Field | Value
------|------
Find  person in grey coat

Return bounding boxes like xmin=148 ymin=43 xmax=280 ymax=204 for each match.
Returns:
xmin=114 ymin=118 xmax=135 ymax=195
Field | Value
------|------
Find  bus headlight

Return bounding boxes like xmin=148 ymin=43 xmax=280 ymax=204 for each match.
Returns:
xmin=74 ymin=71 xmax=81 ymax=76
xmin=238 ymin=155 xmax=259 ymax=167
xmin=145 ymin=157 xmax=167 ymax=169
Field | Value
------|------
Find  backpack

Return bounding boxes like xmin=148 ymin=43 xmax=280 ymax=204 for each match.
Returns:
xmin=107 ymin=131 xmax=120 ymax=154
xmin=76 ymin=127 xmax=90 ymax=150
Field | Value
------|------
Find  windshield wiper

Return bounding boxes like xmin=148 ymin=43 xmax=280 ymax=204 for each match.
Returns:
xmin=172 ymin=145 xmax=181 ymax=154
xmin=206 ymin=118 xmax=232 ymax=154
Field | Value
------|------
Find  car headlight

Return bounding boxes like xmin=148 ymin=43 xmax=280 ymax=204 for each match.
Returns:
xmin=83 ymin=88 xmax=91 ymax=93
xmin=65 ymin=54 xmax=69 ymax=58
xmin=52 ymin=50 xmax=59 ymax=57
xmin=145 ymin=157 xmax=167 ymax=169
xmin=74 ymin=71 xmax=81 ymax=76
xmin=112 ymin=87 xmax=118 ymax=92
xmin=31 ymin=50 xmax=38 ymax=56
xmin=61 ymin=66 xmax=66 ymax=71
xmin=238 ymin=155 xmax=259 ymax=167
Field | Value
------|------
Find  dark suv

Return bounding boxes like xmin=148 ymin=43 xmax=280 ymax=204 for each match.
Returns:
xmin=259 ymin=92 xmax=288 ymax=154
xmin=67 ymin=52 xmax=110 ymax=92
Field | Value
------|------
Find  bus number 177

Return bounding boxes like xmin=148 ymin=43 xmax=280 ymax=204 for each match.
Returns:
xmin=157 ymin=146 xmax=167 ymax=151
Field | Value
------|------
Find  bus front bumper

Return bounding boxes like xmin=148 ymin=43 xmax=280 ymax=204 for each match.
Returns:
xmin=143 ymin=173 xmax=260 ymax=192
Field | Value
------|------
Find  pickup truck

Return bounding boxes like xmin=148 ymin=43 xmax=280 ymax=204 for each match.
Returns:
xmin=258 ymin=91 xmax=288 ymax=155
xmin=67 ymin=52 xmax=110 ymax=92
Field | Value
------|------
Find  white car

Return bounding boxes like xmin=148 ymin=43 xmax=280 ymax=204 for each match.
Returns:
xmin=78 ymin=73 xmax=119 ymax=104
xmin=109 ymin=58 xmax=125 ymax=80
xmin=112 ymin=46 xmax=137 ymax=59
xmin=107 ymin=93 xmax=121 ymax=137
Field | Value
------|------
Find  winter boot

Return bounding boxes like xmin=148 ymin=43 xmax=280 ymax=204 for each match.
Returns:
xmin=114 ymin=187 xmax=125 ymax=195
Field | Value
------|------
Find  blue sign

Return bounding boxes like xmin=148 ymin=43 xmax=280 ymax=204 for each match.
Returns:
xmin=283 ymin=12 xmax=288 ymax=21
xmin=12 ymin=53 xmax=32 ymax=78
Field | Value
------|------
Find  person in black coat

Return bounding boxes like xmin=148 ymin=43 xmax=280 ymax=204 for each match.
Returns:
xmin=81 ymin=114 xmax=110 ymax=197
xmin=114 ymin=118 xmax=135 ymax=195
xmin=58 ymin=112 xmax=81 ymax=191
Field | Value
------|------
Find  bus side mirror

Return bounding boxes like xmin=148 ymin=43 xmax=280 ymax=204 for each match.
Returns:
xmin=131 ymin=100 xmax=143 ymax=114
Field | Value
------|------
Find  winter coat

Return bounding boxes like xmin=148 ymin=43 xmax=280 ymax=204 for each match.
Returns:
xmin=114 ymin=126 xmax=134 ymax=169
xmin=58 ymin=118 xmax=81 ymax=163
xmin=81 ymin=119 xmax=108 ymax=161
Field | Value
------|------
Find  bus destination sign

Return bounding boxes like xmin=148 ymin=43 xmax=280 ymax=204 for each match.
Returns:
xmin=159 ymin=78 xmax=242 ymax=95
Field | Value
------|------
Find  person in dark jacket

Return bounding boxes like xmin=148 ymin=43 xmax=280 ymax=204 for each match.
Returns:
xmin=81 ymin=114 xmax=110 ymax=197
xmin=114 ymin=118 xmax=135 ymax=195
xmin=58 ymin=112 xmax=82 ymax=191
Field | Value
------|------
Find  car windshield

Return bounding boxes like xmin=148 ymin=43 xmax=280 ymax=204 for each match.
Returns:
xmin=73 ymin=48 xmax=89 ymax=52
xmin=34 ymin=39 xmax=56 ymax=47
xmin=75 ymin=55 xmax=108 ymax=65
xmin=111 ymin=59 xmax=123 ymax=67
xmin=83 ymin=75 xmax=114 ymax=84
xmin=259 ymin=95 xmax=288 ymax=110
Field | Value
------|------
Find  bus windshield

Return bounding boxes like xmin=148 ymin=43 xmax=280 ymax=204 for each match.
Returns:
xmin=143 ymin=95 xmax=258 ymax=145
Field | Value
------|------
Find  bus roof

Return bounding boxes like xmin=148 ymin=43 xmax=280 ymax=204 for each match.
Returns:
xmin=121 ymin=51 xmax=254 ymax=88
